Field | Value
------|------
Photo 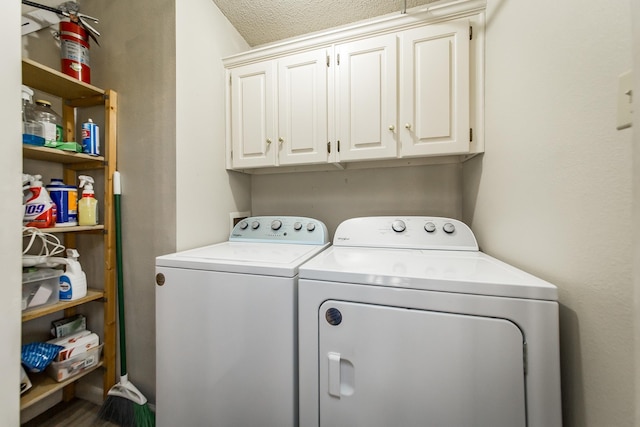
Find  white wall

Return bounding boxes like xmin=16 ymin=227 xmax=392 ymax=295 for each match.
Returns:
xmin=463 ymin=1 xmax=635 ymax=425
xmin=176 ymin=0 xmax=251 ymax=250
xmin=1 ymin=2 xmax=24 ymax=425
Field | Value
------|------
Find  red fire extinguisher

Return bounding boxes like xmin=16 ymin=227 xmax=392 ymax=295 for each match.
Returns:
xmin=59 ymin=20 xmax=91 ymax=84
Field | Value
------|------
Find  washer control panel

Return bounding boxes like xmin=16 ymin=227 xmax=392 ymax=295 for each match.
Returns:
xmin=333 ymin=217 xmax=478 ymax=251
xmin=229 ymin=216 xmax=329 ymax=245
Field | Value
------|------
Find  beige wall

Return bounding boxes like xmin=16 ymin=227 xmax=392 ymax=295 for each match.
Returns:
xmin=1 ymin=1 xmax=25 ymax=425
xmin=251 ymin=163 xmax=463 ymax=235
xmin=463 ymin=0 xmax=635 ymax=425
xmin=81 ymin=0 xmax=250 ymax=403
xmin=633 ymin=1 xmax=640 ymax=423
xmin=18 ymin=0 xmax=250 ymax=408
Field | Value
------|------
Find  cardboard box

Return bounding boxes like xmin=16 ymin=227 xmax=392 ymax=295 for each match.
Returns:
xmin=51 ymin=314 xmax=86 ymax=338
xmin=48 ymin=330 xmax=99 ymax=361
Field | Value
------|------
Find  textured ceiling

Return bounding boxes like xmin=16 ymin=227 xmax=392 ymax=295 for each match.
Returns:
xmin=212 ymin=0 xmax=438 ymax=47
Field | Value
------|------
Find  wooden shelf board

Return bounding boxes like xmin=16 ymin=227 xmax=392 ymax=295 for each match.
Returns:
xmin=20 ymin=359 xmax=104 ymax=410
xmin=22 ymin=58 xmax=105 ymax=103
xmin=23 ymin=145 xmax=104 ymax=166
xmin=22 ymin=289 xmax=104 ymax=323
xmin=26 ymin=225 xmax=105 ymax=234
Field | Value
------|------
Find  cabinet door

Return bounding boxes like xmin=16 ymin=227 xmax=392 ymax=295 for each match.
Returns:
xmin=399 ymin=20 xmax=470 ymax=157
xmin=230 ymin=61 xmax=277 ymax=168
xmin=277 ymin=49 xmax=330 ymax=166
xmin=335 ymin=34 xmax=397 ymax=161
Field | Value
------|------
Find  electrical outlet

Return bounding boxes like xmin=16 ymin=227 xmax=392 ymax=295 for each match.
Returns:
xmin=616 ymin=70 xmax=633 ymax=130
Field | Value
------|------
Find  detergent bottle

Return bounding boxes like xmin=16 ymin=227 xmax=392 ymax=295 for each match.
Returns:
xmin=78 ymin=175 xmax=98 ymax=226
xmin=23 ymin=174 xmax=57 ymax=228
xmin=58 ymin=248 xmax=88 ymax=301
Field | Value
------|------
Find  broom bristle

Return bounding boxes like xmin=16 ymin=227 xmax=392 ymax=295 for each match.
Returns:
xmin=98 ymin=394 xmax=155 ymax=427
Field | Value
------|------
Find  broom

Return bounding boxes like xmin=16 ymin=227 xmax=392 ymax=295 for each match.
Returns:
xmin=98 ymin=171 xmax=155 ymax=426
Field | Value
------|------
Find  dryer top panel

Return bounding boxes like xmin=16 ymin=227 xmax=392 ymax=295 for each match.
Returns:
xmin=298 ymin=247 xmax=557 ymax=300
xmin=300 ymin=217 xmax=556 ymax=301
xmin=333 ymin=217 xmax=478 ymax=251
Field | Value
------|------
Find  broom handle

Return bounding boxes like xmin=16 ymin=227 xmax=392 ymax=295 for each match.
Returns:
xmin=114 ymin=172 xmax=127 ymax=376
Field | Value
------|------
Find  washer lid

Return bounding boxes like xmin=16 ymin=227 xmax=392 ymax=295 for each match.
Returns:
xmin=298 ymin=246 xmax=558 ymax=301
xmin=156 ymin=241 xmax=330 ymax=277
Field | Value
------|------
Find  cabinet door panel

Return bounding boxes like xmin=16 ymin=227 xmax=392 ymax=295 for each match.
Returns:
xmin=278 ymin=49 xmax=329 ymax=165
xmin=336 ymin=34 xmax=397 ymax=161
xmin=230 ymin=61 xmax=276 ymax=168
xmin=400 ymin=20 xmax=470 ymax=157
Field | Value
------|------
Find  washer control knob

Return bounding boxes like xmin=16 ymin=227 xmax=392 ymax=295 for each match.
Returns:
xmin=238 ymin=221 xmax=248 ymax=230
xmin=251 ymin=220 xmax=260 ymax=230
xmin=271 ymin=220 xmax=282 ymax=230
xmin=443 ymin=222 xmax=455 ymax=234
xmin=424 ymin=222 xmax=436 ymax=233
xmin=294 ymin=222 xmax=303 ymax=231
xmin=392 ymin=220 xmax=406 ymax=232
xmin=306 ymin=222 xmax=316 ymax=232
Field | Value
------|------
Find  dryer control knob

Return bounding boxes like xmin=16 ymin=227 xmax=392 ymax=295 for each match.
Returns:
xmin=251 ymin=220 xmax=260 ymax=230
xmin=238 ymin=221 xmax=248 ymax=230
xmin=293 ymin=222 xmax=303 ymax=231
xmin=271 ymin=220 xmax=282 ymax=230
xmin=424 ymin=222 xmax=436 ymax=233
xmin=306 ymin=222 xmax=316 ymax=232
xmin=443 ymin=222 xmax=455 ymax=234
xmin=392 ymin=220 xmax=406 ymax=232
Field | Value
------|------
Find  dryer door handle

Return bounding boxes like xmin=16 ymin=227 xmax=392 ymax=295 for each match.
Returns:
xmin=328 ymin=352 xmax=355 ymax=398
xmin=328 ymin=352 xmax=341 ymax=397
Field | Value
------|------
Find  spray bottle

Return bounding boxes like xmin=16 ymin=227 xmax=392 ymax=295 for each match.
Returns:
xmin=57 ymin=248 xmax=88 ymax=301
xmin=78 ymin=175 xmax=98 ymax=226
xmin=23 ymin=174 xmax=57 ymax=228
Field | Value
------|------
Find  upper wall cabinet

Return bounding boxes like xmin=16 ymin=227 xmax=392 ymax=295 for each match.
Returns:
xmin=224 ymin=0 xmax=485 ymax=172
xmin=334 ymin=33 xmax=398 ymax=162
xmin=399 ymin=20 xmax=470 ymax=157
xmin=229 ymin=49 xmax=329 ymax=168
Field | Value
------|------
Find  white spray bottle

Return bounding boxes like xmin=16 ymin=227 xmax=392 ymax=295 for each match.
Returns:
xmin=58 ymin=248 xmax=88 ymax=300
xmin=78 ymin=175 xmax=98 ymax=226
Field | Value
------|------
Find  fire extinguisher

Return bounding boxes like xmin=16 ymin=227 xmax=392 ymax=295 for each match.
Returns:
xmin=59 ymin=20 xmax=91 ymax=84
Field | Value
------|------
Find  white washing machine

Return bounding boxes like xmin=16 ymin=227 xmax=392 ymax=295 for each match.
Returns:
xmin=298 ymin=216 xmax=562 ymax=427
xmin=155 ymin=216 xmax=329 ymax=427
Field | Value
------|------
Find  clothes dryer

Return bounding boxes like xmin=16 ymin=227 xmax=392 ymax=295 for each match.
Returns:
xmin=155 ymin=216 xmax=329 ymax=427
xmin=298 ymin=216 xmax=561 ymax=427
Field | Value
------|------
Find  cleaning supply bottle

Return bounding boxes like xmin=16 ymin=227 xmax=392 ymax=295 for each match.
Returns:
xmin=21 ymin=86 xmax=45 ymax=146
xmin=23 ymin=174 xmax=57 ymax=228
xmin=58 ymin=248 xmax=88 ymax=301
xmin=33 ymin=100 xmax=63 ymax=147
xmin=46 ymin=178 xmax=78 ymax=227
xmin=78 ymin=175 xmax=98 ymax=226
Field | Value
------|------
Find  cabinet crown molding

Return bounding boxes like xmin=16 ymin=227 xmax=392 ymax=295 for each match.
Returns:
xmin=223 ymin=0 xmax=485 ymax=67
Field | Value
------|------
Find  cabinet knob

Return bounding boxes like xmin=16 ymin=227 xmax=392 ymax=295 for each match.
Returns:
xmin=266 ymin=138 xmax=272 ymax=144
xmin=278 ymin=137 xmax=284 ymax=144
xmin=405 ymin=123 xmax=412 ymax=130
xmin=388 ymin=125 xmax=395 ymax=132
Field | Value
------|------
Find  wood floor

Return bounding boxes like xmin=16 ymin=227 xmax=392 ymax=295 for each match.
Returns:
xmin=22 ymin=399 xmax=120 ymax=427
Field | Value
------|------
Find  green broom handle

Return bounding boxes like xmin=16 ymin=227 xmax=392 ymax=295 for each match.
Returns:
xmin=114 ymin=172 xmax=127 ymax=376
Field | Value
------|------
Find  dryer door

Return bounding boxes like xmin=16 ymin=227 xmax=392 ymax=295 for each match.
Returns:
xmin=318 ymin=300 xmax=527 ymax=427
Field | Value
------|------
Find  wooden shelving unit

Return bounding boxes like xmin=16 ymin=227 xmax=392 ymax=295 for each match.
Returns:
xmin=21 ymin=289 xmax=104 ymax=323
xmin=21 ymin=58 xmax=117 ymax=414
